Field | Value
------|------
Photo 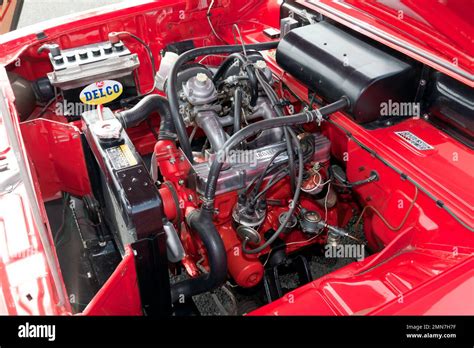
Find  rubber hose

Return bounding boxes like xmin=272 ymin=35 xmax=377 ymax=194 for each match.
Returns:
xmin=115 ymin=95 xmax=176 ymax=140
xmin=245 ymin=65 xmax=259 ymax=107
xmin=212 ymin=53 xmax=247 ymax=82
xmin=170 ymin=207 xmax=227 ymax=303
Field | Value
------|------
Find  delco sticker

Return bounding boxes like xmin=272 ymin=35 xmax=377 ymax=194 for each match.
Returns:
xmin=80 ymin=80 xmax=123 ymax=105
xmin=395 ymin=131 xmax=434 ymax=151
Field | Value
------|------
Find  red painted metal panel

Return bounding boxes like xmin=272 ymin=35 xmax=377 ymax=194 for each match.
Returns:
xmin=250 ymin=241 xmax=473 ymax=315
xmin=20 ymin=119 xmax=91 ymax=201
xmin=82 ymin=247 xmax=142 ymax=316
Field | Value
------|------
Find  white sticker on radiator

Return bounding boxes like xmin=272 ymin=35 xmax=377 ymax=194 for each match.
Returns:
xmin=394 ymin=131 xmax=434 ymax=150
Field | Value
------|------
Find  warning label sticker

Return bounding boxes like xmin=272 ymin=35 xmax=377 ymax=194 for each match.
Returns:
xmin=106 ymin=144 xmax=138 ymax=170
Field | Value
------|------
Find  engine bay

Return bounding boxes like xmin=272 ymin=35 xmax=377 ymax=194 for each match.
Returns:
xmin=2 ymin=0 xmax=473 ymax=316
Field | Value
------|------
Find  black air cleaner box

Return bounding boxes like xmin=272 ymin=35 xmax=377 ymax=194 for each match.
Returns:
xmin=276 ymin=22 xmax=418 ymax=123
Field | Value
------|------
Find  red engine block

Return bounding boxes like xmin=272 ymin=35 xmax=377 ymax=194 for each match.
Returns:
xmin=154 ymin=138 xmax=353 ymax=288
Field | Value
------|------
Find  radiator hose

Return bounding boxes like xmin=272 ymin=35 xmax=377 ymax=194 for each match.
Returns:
xmin=115 ymin=94 xmax=176 ymax=140
xmin=170 ymin=207 xmax=227 ymax=303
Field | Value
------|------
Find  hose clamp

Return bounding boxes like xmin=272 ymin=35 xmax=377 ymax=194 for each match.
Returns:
xmin=312 ymin=109 xmax=323 ymax=126
xmin=200 ymin=196 xmax=215 ymax=208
